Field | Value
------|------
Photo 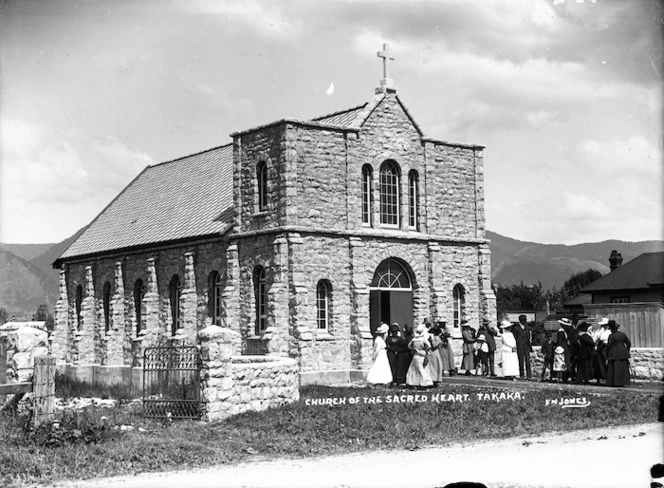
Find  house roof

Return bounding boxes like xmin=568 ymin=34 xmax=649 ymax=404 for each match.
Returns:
xmin=563 ymin=293 xmax=592 ymax=306
xmin=581 ymin=252 xmax=664 ymax=292
xmin=57 ymin=144 xmax=234 ymax=263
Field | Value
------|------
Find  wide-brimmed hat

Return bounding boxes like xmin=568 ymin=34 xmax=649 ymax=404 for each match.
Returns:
xmin=597 ymin=317 xmax=610 ymax=326
xmin=500 ymin=319 xmax=513 ymax=329
xmin=577 ymin=322 xmax=590 ymax=332
xmin=558 ymin=318 xmax=572 ymax=327
xmin=415 ymin=323 xmax=427 ymax=335
xmin=375 ymin=323 xmax=389 ymax=335
xmin=477 ymin=334 xmax=486 ymax=341
xmin=460 ymin=319 xmax=470 ymax=327
xmin=554 ymin=346 xmax=565 ymax=354
xmin=482 ymin=318 xmax=491 ymax=325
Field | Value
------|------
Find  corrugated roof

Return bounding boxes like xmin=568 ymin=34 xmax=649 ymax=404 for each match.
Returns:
xmin=59 ymin=144 xmax=233 ymax=261
xmin=581 ymin=252 xmax=664 ymax=292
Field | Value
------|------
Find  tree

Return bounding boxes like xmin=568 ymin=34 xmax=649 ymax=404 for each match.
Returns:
xmin=33 ymin=304 xmax=50 ymax=321
xmin=495 ymin=281 xmax=545 ymax=318
xmin=561 ymin=268 xmax=603 ymax=299
xmin=45 ymin=313 xmax=55 ymax=332
xmin=0 ymin=306 xmax=8 ymax=325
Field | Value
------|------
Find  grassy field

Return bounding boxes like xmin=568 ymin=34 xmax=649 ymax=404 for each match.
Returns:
xmin=0 ymin=381 xmax=660 ymax=488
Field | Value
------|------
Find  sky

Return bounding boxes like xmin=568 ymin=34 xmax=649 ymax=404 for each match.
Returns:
xmin=1 ymin=0 xmax=662 ymax=245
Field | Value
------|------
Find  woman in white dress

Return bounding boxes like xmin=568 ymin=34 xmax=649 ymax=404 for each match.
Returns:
xmin=499 ymin=319 xmax=519 ymax=380
xmin=406 ymin=323 xmax=433 ymax=388
xmin=367 ymin=323 xmax=393 ymax=385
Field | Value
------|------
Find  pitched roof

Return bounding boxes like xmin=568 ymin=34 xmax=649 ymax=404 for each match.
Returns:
xmin=581 ymin=252 xmax=664 ymax=292
xmin=58 ymin=144 xmax=233 ymax=262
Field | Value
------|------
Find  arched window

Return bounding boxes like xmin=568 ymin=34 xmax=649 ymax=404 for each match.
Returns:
xmin=257 ymin=161 xmax=268 ymax=211
xmin=254 ymin=266 xmax=267 ymax=334
xmin=371 ymin=259 xmax=412 ymax=290
xmin=361 ymin=165 xmax=373 ymax=225
xmin=134 ymin=279 xmax=145 ymax=335
xmin=316 ymin=280 xmax=331 ymax=331
xmin=208 ymin=271 xmax=223 ymax=326
xmin=379 ymin=160 xmax=400 ymax=226
xmin=102 ymin=282 xmax=111 ymax=333
xmin=453 ymin=284 xmax=465 ymax=328
xmin=408 ymin=170 xmax=419 ymax=229
xmin=169 ymin=275 xmax=182 ymax=336
xmin=75 ymin=285 xmax=83 ymax=330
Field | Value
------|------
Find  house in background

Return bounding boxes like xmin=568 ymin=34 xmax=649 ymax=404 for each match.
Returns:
xmin=580 ymin=250 xmax=664 ymax=348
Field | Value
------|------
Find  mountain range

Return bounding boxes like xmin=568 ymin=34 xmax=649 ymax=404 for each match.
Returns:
xmin=1 ymin=229 xmax=663 ymax=318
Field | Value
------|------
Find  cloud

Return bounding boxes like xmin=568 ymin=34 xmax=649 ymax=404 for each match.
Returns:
xmin=0 ymin=120 xmax=153 ymax=242
xmin=576 ymin=135 xmax=661 ymax=177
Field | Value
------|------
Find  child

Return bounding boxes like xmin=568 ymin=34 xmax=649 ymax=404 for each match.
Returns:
xmin=553 ymin=345 xmax=566 ymax=382
xmin=540 ymin=332 xmax=554 ymax=382
xmin=475 ymin=334 xmax=490 ymax=376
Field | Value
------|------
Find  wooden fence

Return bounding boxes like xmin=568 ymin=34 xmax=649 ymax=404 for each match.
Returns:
xmin=0 ymin=337 xmax=56 ymax=426
xmin=584 ymin=302 xmax=664 ymax=348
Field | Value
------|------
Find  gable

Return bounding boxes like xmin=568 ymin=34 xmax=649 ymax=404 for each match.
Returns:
xmin=57 ymin=144 xmax=234 ymax=263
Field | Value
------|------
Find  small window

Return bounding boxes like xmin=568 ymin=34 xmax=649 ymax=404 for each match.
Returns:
xmin=134 ymin=279 xmax=145 ymax=335
xmin=75 ymin=285 xmax=83 ymax=330
xmin=361 ymin=165 xmax=373 ymax=225
xmin=254 ymin=266 xmax=267 ymax=334
xmin=453 ymin=284 xmax=465 ymax=328
xmin=316 ymin=280 xmax=331 ymax=331
xmin=102 ymin=282 xmax=111 ymax=333
xmin=379 ymin=160 xmax=400 ymax=226
xmin=408 ymin=170 xmax=418 ymax=229
xmin=610 ymin=296 xmax=630 ymax=304
xmin=209 ymin=271 xmax=223 ymax=326
xmin=169 ymin=275 xmax=182 ymax=335
xmin=257 ymin=161 xmax=268 ymax=211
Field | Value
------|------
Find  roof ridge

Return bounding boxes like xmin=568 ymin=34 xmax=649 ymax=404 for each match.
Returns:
xmin=150 ymin=143 xmax=232 ymax=168
xmin=310 ymin=102 xmax=368 ymax=122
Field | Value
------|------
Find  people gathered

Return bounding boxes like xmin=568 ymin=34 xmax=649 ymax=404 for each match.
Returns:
xmin=365 ymin=316 xmax=630 ymax=388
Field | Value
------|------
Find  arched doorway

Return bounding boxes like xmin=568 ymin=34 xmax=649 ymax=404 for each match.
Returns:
xmin=369 ymin=259 xmax=414 ymax=335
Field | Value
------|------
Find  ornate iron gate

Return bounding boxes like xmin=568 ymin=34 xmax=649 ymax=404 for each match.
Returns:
xmin=142 ymin=346 xmax=201 ymax=420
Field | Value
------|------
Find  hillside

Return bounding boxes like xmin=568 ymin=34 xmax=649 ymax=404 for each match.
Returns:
xmin=487 ymin=230 xmax=664 ymax=290
xmin=1 ymin=228 xmax=663 ymax=316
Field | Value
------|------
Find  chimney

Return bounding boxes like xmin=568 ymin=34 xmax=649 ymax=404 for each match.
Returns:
xmin=609 ymin=250 xmax=623 ymax=271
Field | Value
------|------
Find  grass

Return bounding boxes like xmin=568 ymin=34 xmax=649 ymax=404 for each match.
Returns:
xmin=0 ymin=382 xmax=660 ymax=488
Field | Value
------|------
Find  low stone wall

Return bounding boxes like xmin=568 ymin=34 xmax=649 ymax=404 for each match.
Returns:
xmin=199 ymin=326 xmax=299 ymax=422
xmin=630 ymin=348 xmax=663 ymax=380
xmin=1 ymin=327 xmax=49 ymax=383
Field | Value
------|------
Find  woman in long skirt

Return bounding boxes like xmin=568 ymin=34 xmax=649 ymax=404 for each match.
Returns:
xmin=395 ymin=323 xmax=414 ymax=385
xmin=426 ymin=325 xmax=444 ymax=385
xmin=576 ymin=322 xmax=595 ymax=384
xmin=385 ymin=323 xmax=401 ymax=384
xmin=367 ymin=323 xmax=393 ymax=385
xmin=438 ymin=322 xmax=456 ymax=376
xmin=606 ymin=321 xmax=631 ymax=387
xmin=499 ymin=319 xmax=519 ymax=380
xmin=406 ymin=324 xmax=433 ymax=388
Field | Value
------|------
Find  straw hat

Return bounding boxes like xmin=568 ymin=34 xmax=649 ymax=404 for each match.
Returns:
xmin=597 ymin=317 xmax=609 ymax=326
xmin=375 ymin=323 xmax=389 ymax=335
xmin=558 ymin=318 xmax=572 ymax=327
xmin=554 ymin=346 xmax=565 ymax=354
xmin=500 ymin=319 xmax=513 ymax=329
xmin=415 ymin=323 xmax=427 ymax=335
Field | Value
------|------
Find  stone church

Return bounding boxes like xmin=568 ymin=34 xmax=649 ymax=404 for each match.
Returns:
xmin=52 ymin=49 xmax=496 ymax=384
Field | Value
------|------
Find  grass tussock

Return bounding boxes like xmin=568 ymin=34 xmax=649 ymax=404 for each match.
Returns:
xmin=0 ymin=383 xmax=659 ymax=488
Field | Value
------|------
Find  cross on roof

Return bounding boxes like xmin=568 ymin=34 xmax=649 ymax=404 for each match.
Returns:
xmin=377 ymin=43 xmax=395 ymax=80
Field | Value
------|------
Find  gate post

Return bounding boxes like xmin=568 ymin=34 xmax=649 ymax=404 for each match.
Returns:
xmin=198 ymin=325 xmax=239 ymax=422
xmin=33 ymin=356 xmax=56 ymax=427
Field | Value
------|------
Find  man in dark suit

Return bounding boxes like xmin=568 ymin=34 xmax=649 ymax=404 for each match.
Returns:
xmin=512 ymin=314 xmax=532 ymax=379
xmin=477 ymin=318 xmax=499 ymax=377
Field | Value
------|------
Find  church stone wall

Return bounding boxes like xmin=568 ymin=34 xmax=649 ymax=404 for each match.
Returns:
xmin=424 ymin=144 xmax=482 ymax=239
xmin=54 ymin=240 xmax=229 ymax=368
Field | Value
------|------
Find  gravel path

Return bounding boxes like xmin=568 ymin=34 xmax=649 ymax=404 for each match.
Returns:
xmin=57 ymin=422 xmax=663 ymax=488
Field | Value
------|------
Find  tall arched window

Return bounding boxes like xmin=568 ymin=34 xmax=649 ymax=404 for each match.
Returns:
xmin=379 ymin=160 xmax=400 ymax=226
xmin=208 ymin=271 xmax=223 ymax=326
xmin=408 ymin=170 xmax=419 ymax=229
xmin=134 ymin=279 xmax=145 ymax=336
xmin=257 ymin=161 xmax=268 ymax=211
xmin=316 ymin=280 xmax=331 ymax=331
xmin=102 ymin=282 xmax=111 ymax=333
xmin=169 ymin=275 xmax=182 ymax=336
xmin=453 ymin=284 xmax=465 ymax=328
xmin=254 ymin=266 xmax=267 ymax=334
xmin=75 ymin=285 xmax=83 ymax=330
xmin=361 ymin=165 xmax=373 ymax=225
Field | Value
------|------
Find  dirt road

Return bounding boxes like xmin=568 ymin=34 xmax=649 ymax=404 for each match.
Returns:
xmin=57 ymin=422 xmax=663 ymax=488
